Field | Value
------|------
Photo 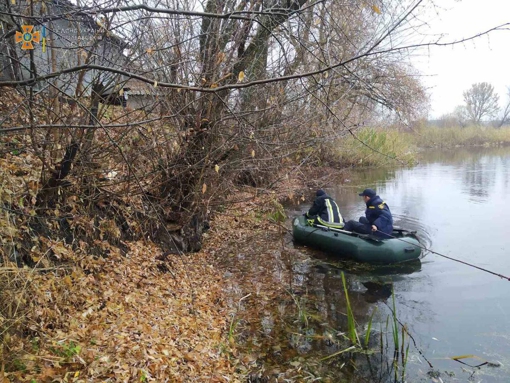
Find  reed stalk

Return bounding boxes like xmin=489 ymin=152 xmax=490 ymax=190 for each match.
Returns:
xmin=287 ymin=290 xmax=309 ymax=327
xmin=364 ymin=307 xmax=377 ymax=349
xmin=341 ymin=272 xmax=359 ymax=345
xmin=391 ymin=287 xmax=399 ymax=351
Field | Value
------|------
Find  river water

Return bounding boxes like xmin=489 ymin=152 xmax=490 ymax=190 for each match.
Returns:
xmin=294 ymin=146 xmax=510 ymax=382
xmin=218 ymin=146 xmax=510 ymax=382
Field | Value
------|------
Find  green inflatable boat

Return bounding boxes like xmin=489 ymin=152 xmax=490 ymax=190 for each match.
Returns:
xmin=292 ymin=216 xmax=422 ymax=264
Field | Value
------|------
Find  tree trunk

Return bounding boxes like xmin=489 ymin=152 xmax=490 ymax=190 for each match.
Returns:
xmin=156 ymin=0 xmax=310 ymax=251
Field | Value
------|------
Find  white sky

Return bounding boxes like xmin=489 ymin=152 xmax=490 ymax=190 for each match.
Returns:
xmin=412 ymin=0 xmax=510 ymax=119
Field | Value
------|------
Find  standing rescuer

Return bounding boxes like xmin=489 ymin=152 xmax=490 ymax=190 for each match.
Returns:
xmin=304 ymin=189 xmax=344 ymax=229
xmin=344 ymin=188 xmax=393 ymax=238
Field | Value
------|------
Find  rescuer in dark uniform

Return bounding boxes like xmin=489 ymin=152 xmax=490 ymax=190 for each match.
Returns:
xmin=304 ymin=189 xmax=344 ymax=229
xmin=344 ymin=188 xmax=393 ymax=238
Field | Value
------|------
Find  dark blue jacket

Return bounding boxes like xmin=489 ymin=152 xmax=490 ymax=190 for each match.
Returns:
xmin=365 ymin=196 xmax=393 ymax=238
xmin=306 ymin=194 xmax=344 ymax=228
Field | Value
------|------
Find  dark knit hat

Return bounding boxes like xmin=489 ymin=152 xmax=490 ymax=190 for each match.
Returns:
xmin=316 ymin=189 xmax=326 ymax=197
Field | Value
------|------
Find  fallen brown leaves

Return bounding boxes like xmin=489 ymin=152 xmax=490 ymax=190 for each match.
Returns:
xmin=0 ymin=124 xmax=319 ymax=382
xmin=0 ymin=148 xmax=245 ymax=381
xmin=4 ymin=240 xmax=242 ymax=382
xmin=1 ymin=183 xmax=312 ymax=382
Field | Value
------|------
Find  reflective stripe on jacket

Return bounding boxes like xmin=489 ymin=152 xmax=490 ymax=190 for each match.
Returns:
xmin=306 ymin=194 xmax=344 ymax=228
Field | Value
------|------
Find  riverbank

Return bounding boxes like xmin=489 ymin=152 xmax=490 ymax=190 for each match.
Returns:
xmin=411 ymin=125 xmax=510 ymax=148
xmin=4 ymin=140 xmax=507 ymax=382
xmin=329 ymin=126 xmax=510 ymax=167
xmin=0 ymin=133 xmax=444 ymax=382
xmin=329 ymin=128 xmax=417 ymax=167
xmin=0 ymin=151 xmax=345 ymax=382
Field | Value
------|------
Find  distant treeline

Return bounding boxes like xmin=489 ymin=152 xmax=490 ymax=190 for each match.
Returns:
xmin=427 ymin=119 xmax=510 ymax=129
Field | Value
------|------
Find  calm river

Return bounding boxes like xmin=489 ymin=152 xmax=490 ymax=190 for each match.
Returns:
xmin=218 ymin=146 xmax=510 ymax=382
xmin=287 ymin=146 xmax=510 ymax=382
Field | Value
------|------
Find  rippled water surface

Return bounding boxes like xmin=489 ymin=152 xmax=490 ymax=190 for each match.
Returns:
xmin=295 ymin=147 xmax=510 ymax=382
xmin=219 ymin=146 xmax=510 ymax=382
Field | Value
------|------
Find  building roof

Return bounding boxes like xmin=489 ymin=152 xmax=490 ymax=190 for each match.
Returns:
xmin=124 ymin=79 xmax=169 ymax=96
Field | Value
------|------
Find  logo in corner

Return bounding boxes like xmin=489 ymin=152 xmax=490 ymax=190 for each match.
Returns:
xmin=15 ymin=25 xmax=40 ymax=50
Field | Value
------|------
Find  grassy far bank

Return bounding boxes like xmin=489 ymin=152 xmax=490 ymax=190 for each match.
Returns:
xmin=411 ymin=125 xmax=510 ymax=148
xmin=329 ymin=126 xmax=510 ymax=167
xmin=330 ymin=128 xmax=417 ymax=167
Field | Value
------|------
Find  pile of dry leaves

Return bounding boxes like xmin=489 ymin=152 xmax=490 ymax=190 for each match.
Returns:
xmin=0 ymin=149 xmax=304 ymax=383
xmin=3 ymin=238 xmax=246 ymax=382
xmin=0 ymin=101 xmax=318 ymax=381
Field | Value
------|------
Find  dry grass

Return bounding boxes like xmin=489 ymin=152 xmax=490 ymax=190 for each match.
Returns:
xmin=411 ymin=125 xmax=510 ymax=148
xmin=326 ymin=126 xmax=510 ymax=169
xmin=327 ymin=128 xmax=417 ymax=167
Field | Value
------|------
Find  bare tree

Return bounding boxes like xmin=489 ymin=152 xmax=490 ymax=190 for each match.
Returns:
xmin=463 ymin=82 xmax=500 ymax=125
xmin=437 ymin=105 xmax=468 ymax=128
xmin=499 ymin=87 xmax=510 ymax=128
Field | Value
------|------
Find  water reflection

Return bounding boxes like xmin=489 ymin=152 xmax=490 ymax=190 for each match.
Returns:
xmin=282 ymin=244 xmax=431 ymax=382
xmin=417 ymin=146 xmax=510 ymax=164
xmin=462 ymin=157 xmax=495 ymax=203
xmin=362 ymin=281 xmax=393 ymax=303
xmin=218 ymin=146 xmax=510 ymax=383
xmin=286 ymin=146 xmax=510 ymax=382
xmin=420 ymin=147 xmax=510 ymax=204
xmin=312 ymin=257 xmax=423 ymax=278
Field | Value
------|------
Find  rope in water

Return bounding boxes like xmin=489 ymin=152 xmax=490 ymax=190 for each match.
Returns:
xmin=378 ymin=229 xmax=510 ymax=282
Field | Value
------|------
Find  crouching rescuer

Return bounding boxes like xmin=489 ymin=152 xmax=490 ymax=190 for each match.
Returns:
xmin=344 ymin=188 xmax=393 ymax=238
xmin=304 ymin=189 xmax=344 ymax=229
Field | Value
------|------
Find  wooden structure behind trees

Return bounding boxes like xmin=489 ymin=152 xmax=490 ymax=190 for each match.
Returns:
xmin=0 ymin=0 xmax=128 ymax=100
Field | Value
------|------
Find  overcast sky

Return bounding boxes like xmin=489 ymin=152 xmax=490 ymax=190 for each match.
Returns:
xmin=412 ymin=0 xmax=510 ymax=119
